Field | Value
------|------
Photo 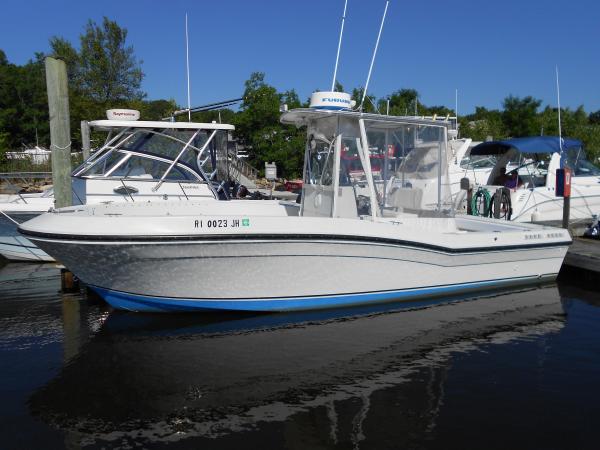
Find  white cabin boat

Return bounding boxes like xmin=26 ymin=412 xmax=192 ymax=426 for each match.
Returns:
xmin=0 ymin=118 xmax=237 ymax=261
xmin=455 ymin=136 xmax=600 ymax=223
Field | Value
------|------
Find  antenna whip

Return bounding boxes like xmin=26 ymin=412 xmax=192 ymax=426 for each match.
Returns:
xmin=331 ymin=0 xmax=348 ymax=92
xmin=360 ymin=1 xmax=389 ymax=111
xmin=185 ymin=13 xmax=192 ymax=121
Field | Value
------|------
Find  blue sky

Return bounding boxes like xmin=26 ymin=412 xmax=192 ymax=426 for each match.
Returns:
xmin=1 ymin=0 xmax=599 ymax=115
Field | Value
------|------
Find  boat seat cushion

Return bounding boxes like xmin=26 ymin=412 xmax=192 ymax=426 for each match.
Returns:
xmin=388 ymin=187 xmax=423 ymax=211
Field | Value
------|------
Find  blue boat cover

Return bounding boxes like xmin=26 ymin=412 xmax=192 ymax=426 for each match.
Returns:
xmin=470 ymin=136 xmax=582 ymax=155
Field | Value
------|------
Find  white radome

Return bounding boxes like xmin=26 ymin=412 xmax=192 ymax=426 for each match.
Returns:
xmin=309 ymin=91 xmax=354 ymax=110
xmin=106 ymin=109 xmax=140 ymax=121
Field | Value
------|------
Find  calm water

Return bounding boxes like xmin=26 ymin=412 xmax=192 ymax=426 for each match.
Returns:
xmin=0 ymin=259 xmax=600 ymax=450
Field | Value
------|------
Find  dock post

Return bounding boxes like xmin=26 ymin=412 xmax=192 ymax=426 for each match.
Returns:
xmin=60 ymin=268 xmax=79 ymax=292
xmin=45 ymin=56 xmax=72 ymax=209
xmin=81 ymin=121 xmax=91 ymax=160
xmin=562 ymin=196 xmax=570 ymax=229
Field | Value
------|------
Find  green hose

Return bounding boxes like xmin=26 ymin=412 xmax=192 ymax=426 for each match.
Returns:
xmin=470 ymin=187 xmax=491 ymax=216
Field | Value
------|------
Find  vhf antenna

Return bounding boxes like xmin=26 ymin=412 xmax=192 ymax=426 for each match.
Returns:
xmin=185 ymin=13 xmax=192 ymax=121
xmin=331 ymin=0 xmax=348 ymax=92
xmin=359 ymin=0 xmax=389 ymax=111
xmin=556 ymin=66 xmax=563 ymax=153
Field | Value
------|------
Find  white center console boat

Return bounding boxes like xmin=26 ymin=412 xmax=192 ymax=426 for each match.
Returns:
xmin=19 ymin=93 xmax=572 ymax=312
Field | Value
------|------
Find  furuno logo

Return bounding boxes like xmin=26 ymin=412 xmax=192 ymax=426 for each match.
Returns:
xmin=322 ymin=98 xmax=351 ymax=104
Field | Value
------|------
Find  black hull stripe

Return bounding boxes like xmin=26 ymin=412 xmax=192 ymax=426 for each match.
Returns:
xmin=20 ymin=229 xmax=571 ymax=255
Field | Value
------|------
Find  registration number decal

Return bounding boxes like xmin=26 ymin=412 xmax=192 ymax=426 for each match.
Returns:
xmin=194 ymin=218 xmax=250 ymax=228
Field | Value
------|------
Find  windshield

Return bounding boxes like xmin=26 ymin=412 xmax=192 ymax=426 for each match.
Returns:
xmin=75 ymin=128 xmax=230 ymax=183
xmin=300 ymin=113 xmax=452 ymax=218
xmin=119 ymin=129 xmax=209 ymax=168
xmin=566 ymin=147 xmax=600 ymax=176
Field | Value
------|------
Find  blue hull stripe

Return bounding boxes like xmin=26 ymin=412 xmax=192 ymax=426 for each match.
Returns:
xmin=91 ymin=275 xmax=549 ymax=313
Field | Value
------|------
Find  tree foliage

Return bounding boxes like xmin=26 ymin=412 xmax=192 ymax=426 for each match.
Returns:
xmin=0 ymin=53 xmax=49 ymax=150
xmin=78 ymin=17 xmax=144 ymax=102
xmin=0 ymin=18 xmax=157 ymax=151
xmin=502 ymin=95 xmax=542 ymax=137
xmin=233 ymin=72 xmax=305 ymax=178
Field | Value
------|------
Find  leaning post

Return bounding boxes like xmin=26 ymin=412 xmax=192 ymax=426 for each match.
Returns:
xmin=45 ymin=56 xmax=72 ymax=209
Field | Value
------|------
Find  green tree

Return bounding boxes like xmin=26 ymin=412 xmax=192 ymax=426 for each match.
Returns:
xmin=78 ymin=17 xmax=144 ymax=102
xmin=234 ymin=72 xmax=304 ymax=178
xmin=380 ymin=88 xmax=419 ymax=116
xmin=589 ymin=110 xmax=600 ymax=125
xmin=459 ymin=107 xmax=505 ymax=141
xmin=502 ymin=95 xmax=542 ymax=137
xmin=49 ymin=37 xmax=81 ymax=86
xmin=351 ymin=87 xmax=376 ymax=113
xmin=0 ymin=52 xmax=49 ymax=149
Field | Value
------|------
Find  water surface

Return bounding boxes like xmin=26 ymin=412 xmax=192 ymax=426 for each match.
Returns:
xmin=0 ymin=260 xmax=599 ymax=449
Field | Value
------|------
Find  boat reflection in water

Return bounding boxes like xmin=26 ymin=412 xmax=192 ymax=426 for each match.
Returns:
xmin=29 ymin=285 xmax=566 ymax=447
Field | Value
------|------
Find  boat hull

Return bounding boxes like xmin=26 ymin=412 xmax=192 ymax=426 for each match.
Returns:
xmin=28 ymin=235 xmax=567 ymax=312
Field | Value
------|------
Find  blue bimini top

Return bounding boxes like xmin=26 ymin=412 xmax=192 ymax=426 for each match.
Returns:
xmin=470 ymin=136 xmax=582 ymax=156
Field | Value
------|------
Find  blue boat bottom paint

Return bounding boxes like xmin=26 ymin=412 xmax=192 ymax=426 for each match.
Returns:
xmin=91 ymin=275 xmax=556 ymax=313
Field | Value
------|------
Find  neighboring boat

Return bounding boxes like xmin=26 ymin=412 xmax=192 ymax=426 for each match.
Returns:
xmin=19 ymin=93 xmax=572 ymax=312
xmin=0 ymin=114 xmax=239 ymax=261
xmin=455 ymin=136 xmax=600 ymax=223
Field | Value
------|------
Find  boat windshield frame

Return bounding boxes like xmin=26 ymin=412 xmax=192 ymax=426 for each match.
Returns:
xmin=282 ymin=108 xmax=452 ymax=219
xmin=71 ymin=125 xmax=230 ymax=187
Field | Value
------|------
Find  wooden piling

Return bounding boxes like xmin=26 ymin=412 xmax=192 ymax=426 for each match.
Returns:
xmin=45 ymin=57 xmax=72 ymax=209
xmin=562 ymin=196 xmax=571 ymax=229
xmin=81 ymin=120 xmax=91 ymax=160
xmin=60 ymin=268 xmax=79 ymax=292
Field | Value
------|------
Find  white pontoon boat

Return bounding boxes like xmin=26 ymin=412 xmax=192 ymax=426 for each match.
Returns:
xmin=19 ymin=93 xmax=571 ymax=312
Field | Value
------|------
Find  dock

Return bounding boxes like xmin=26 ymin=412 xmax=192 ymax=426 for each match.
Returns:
xmin=559 ymin=237 xmax=600 ymax=288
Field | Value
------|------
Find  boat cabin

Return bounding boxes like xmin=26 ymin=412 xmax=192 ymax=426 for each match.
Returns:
xmin=469 ymin=136 xmax=600 ymax=191
xmin=71 ymin=119 xmax=235 ymax=203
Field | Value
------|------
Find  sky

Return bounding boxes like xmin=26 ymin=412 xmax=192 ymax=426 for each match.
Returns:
xmin=1 ymin=0 xmax=599 ymax=115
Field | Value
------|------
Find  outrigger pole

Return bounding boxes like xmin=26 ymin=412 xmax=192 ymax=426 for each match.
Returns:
xmin=169 ymin=98 xmax=243 ymax=120
xmin=360 ymin=0 xmax=389 ymax=111
xmin=331 ymin=0 xmax=348 ymax=92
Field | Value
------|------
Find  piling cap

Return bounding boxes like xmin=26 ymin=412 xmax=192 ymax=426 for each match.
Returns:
xmin=106 ymin=109 xmax=140 ymax=121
